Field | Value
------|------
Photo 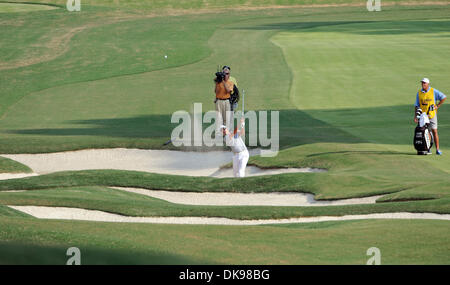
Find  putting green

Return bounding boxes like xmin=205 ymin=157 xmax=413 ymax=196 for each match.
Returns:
xmin=271 ymin=20 xmax=450 ymax=154
xmin=0 ymin=3 xmax=58 ymax=13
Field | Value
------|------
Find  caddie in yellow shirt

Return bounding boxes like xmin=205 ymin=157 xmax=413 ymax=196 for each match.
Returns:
xmin=414 ymin=78 xmax=447 ymax=155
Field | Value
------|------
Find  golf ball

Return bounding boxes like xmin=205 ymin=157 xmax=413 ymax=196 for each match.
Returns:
xmin=164 ymin=55 xmax=168 ymax=59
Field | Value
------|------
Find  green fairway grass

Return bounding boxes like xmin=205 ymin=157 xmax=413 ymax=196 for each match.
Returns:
xmin=0 ymin=157 xmax=32 ymax=173
xmin=1 ymin=4 xmax=449 ymax=153
xmin=1 ymin=1 xmax=450 ymax=264
xmin=270 ymin=18 xmax=450 ymax=164
xmin=0 ymin=217 xmax=449 ymax=264
xmin=3 ymin=0 xmax=445 ymax=11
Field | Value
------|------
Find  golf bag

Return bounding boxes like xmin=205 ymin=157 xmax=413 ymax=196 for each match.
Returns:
xmin=229 ymin=85 xmax=240 ymax=111
xmin=413 ymin=109 xmax=434 ymax=155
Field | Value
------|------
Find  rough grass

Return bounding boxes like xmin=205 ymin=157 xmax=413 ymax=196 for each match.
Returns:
xmin=0 ymin=216 xmax=449 ymax=264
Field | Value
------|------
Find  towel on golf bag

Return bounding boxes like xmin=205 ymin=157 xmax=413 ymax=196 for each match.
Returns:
xmin=419 ymin=112 xmax=430 ymax=127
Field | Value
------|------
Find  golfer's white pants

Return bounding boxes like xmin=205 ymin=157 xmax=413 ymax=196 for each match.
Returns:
xmin=233 ymin=150 xmax=249 ymax=178
xmin=215 ymin=100 xmax=231 ymax=134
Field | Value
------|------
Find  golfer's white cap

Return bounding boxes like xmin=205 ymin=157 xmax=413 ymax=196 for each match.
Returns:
xmin=219 ymin=125 xmax=227 ymax=129
xmin=420 ymin=78 xmax=430 ymax=84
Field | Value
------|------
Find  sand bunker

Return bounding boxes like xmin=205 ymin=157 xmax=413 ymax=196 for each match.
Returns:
xmin=112 ymin=187 xmax=381 ymax=206
xmin=0 ymin=173 xmax=38 ymax=180
xmin=1 ymin=148 xmax=325 ymax=177
xmin=8 ymin=205 xmax=450 ymax=225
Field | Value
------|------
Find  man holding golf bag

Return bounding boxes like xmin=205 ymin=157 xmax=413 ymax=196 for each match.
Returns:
xmin=414 ymin=78 xmax=446 ymax=155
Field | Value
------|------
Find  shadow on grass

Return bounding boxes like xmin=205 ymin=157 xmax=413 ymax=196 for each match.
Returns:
xmin=232 ymin=20 xmax=372 ymax=31
xmin=233 ymin=19 xmax=450 ymax=36
xmin=3 ymin=109 xmax=366 ymax=150
xmin=3 ymin=104 xmax=448 ymax=151
xmin=0 ymin=241 xmax=208 ymax=265
xmin=306 ymin=150 xmax=416 ymax=157
xmin=6 ymin=115 xmax=173 ymax=139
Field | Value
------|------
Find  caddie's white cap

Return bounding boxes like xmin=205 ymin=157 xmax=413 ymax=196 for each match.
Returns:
xmin=420 ymin=78 xmax=430 ymax=83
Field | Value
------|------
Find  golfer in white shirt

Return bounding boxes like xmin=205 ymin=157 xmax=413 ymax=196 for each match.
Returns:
xmin=221 ymin=118 xmax=249 ymax=178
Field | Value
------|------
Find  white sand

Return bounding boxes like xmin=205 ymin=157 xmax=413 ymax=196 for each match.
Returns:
xmin=112 ymin=187 xmax=382 ymax=206
xmin=0 ymin=173 xmax=38 ymax=180
xmin=8 ymin=205 xmax=450 ymax=225
xmin=0 ymin=148 xmax=325 ymax=177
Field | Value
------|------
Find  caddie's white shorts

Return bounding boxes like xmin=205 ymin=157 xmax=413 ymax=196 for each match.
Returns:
xmin=233 ymin=149 xmax=249 ymax=178
xmin=429 ymin=115 xmax=438 ymax=130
